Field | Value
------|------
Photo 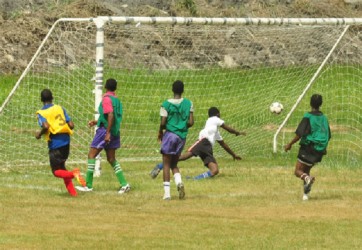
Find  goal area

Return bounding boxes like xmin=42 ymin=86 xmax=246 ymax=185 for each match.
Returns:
xmin=0 ymin=17 xmax=361 ymax=167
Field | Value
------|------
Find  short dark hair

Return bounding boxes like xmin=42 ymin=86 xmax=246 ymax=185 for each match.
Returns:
xmin=41 ymin=89 xmax=53 ymax=103
xmin=208 ymin=107 xmax=220 ymax=117
xmin=172 ymin=80 xmax=184 ymax=94
xmin=310 ymin=94 xmax=323 ymax=109
xmin=105 ymin=78 xmax=117 ymax=91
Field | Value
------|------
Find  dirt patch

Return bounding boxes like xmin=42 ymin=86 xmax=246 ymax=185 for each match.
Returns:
xmin=0 ymin=0 xmax=361 ymax=75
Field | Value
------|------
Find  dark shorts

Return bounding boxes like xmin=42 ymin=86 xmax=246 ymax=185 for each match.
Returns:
xmin=188 ymin=138 xmax=216 ymax=166
xmin=90 ymin=126 xmax=121 ymax=149
xmin=49 ymin=144 xmax=69 ymax=171
xmin=160 ymin=131 xmax=185 ymax=155
xmin=297 ymin=144 xmax=324 ymax=167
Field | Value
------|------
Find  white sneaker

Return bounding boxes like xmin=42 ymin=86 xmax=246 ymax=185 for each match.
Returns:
xmin=163 ymin=195 xmax=171 ymax=200
xmin=304 ymin=176 xmax=315 ymax=194
xmin=118 ymin=184 xmax=131 ymax=194
xmin=302 ymin=194 xmax=309 ymax=201
xmin=75 ymin=186 xmax=93 ymax=192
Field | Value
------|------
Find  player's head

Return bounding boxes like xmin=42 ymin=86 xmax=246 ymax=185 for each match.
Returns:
xmin=40 ymin=89 xmax=53 ymax=103
xmin=310 ymin=94 xmax=323 ymax=109
xmin=208 ymin=107 xmax=220 ymax=117
xmin=105 ymin=78 xmax=117 ymax=91
xmin=172 ymin=80 xmax=184 ymax=95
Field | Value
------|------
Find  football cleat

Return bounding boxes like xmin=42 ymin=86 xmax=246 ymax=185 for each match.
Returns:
xmin=150 ymin=164 xmax=161 ymax=179
xmin=75 ymin=186 xmax=93 ymax=192
xmin=72 ymin=168 xmax=86 ymax=187
xmin=118 ymin=184 xmax=131 ymax=194
xmin=177 ymin=183 xmax=185 ymax=200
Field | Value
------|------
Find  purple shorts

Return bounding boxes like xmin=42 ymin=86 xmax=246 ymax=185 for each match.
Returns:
xmin=90 ymin=127 xmax=121 ymax=149
xmin=160 ymin=131 xmax=185 ymax=155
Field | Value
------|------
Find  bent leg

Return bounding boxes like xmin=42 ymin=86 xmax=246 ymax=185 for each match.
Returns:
xmin=178 ymin=151 xmax=194 ymax=161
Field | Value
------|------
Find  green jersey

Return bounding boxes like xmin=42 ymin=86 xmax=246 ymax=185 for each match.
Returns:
xmin=299 ymin=112 xmax=330 ymax=152
xmin=97 ymin=94 xmax=122 ymax=137
xmin=161 ymin=98 xmax=192 ymax=139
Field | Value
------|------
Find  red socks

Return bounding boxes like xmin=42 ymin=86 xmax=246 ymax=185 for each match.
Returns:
xmin=54 ymin=169 xmax=74 ymax=179
xmin=54 ymin=170 xmax=77 ymax=196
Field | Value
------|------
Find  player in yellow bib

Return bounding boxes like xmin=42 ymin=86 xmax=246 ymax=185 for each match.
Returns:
xmin=36 ymin=89 xmax=86 ymax=196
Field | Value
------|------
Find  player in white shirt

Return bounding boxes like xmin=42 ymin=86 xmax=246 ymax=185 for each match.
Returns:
xmin=150 ymin=107 xmax=246 ymax=180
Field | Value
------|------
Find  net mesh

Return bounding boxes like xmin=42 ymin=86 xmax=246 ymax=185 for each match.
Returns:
xmin=0 ymin=19 xmax=360 ymax=167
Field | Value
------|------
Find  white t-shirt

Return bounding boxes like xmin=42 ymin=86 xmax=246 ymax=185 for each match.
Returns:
xmin=198 ymin=116 xmax=224 ymax=146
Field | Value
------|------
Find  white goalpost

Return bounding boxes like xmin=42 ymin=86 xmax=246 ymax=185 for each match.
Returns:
xmin=0 ymin=17 xmax=361 ymax=168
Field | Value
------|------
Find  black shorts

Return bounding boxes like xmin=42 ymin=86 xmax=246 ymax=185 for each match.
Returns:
xmin=49 ymin=144 xmax=70 ymax=171
xmin=188 ymin=138 xmax=216 ymax=166
xmin=297 ymin=144 xmax=325 ymax=167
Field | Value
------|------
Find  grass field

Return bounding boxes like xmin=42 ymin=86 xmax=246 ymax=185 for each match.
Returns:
xmin=0 ymin=158 xmax=361 ymax=249
xmin=0 ymin=65 xmax=361 ymax=249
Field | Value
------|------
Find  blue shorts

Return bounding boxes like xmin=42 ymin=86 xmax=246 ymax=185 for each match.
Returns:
xmin=90 ymin=127 xmax=121 ymax=149
xmin=160 ymin=131 xmax=185 ymax=155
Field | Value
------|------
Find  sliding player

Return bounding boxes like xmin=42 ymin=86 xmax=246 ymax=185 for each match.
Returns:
xmin=151 ymin=107 xmax=246 ymax=180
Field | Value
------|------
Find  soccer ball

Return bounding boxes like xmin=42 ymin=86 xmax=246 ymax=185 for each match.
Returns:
xmin=269 ymin=102 xmax=283 ymax=114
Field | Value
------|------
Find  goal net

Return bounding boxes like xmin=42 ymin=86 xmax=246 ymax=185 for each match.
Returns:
xmin=0 ymin=17 xmax=361 ymax=167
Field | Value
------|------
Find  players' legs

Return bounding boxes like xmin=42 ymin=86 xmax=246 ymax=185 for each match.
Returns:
xmin=84 ymin=147 xmax=102 ymax=189
xmin=162 ymin=154 xmax=172 ymax=199
xmin=294 ymin=160 xmax=305 ymax=179
xmin=52 ymin=164 xmax=77 ymax=196
xmin=105 ymin=148 xmax=129 ymax=190
xmin=170 ymin=155 xmax=185 ymax=199
xmin=178 ymin=151 xmax=194 ymax=161
xmin=191 ymin=153 xmax=217 ymax=180
xmin=49 ymin=146 xmax=77 ymax=196
xmin=150 ymin=151 xmax=194 ymax=179
xmin=294 ymin=160 xmax=314 ymax=181
xmin=294 ymin=160 xmax=315 ymax=200
xmin=208 ymin=162 xmax=219 ymax=176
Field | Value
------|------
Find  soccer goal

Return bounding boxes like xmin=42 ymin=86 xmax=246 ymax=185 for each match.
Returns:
xmin=0 ymin=17 xmax=361 ymax=167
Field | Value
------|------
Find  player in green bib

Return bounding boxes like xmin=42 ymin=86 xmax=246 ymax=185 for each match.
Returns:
xmin=285 ymin=94 xmax=331 ymax=201
xmin=76 ymin=78 xmax=130 ymax=194
xmin=158 ymin=80 xmax=194 ymax=200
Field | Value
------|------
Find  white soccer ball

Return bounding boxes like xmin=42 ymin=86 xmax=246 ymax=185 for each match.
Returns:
xmin=269 ymin=102 xmax=284 ymax=114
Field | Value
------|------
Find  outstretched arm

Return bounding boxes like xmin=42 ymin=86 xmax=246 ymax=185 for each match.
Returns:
xmin=284 ymin=135 xmax=301 ymax=152
xmin=217 ymin=140 xmax=242 ymax=160
xmin=221 ymin=124 xmax=246 ymax=136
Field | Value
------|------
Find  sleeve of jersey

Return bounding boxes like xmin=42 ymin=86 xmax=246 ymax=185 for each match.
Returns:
xmin=217 ymin=117 xmax=225 ymax=127
xmin=62 ymin=107 xmax=71 ymax=122
xmin=37 ymin=114 xmax=46 ymax=127
xmin=215 ymin=131 xmax=223 ymax=141
xmin=190 ymin=101 xmax=194 ymax=112
xmin=102 ymin=96 xmax=113 ymax=114
xmin=160 ymin=106 xmax=168 ymax=117
xmin=295 ymin=117 xmax=310 ymax=137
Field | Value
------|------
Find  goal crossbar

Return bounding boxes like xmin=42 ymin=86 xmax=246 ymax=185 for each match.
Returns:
xmin=0 ymin=16 xmax=360 ymax=167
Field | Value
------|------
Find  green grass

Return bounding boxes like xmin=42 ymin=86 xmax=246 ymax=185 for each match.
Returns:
xmin=0 ymin=64 xmax=361 ymax=166
xmin=0 ymin=64 xmax=361 ymax=248
xmin=0 ymin=75 xmax=18 ymax=104
xmin=0 ymin=159 xmax=361 ymax=249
